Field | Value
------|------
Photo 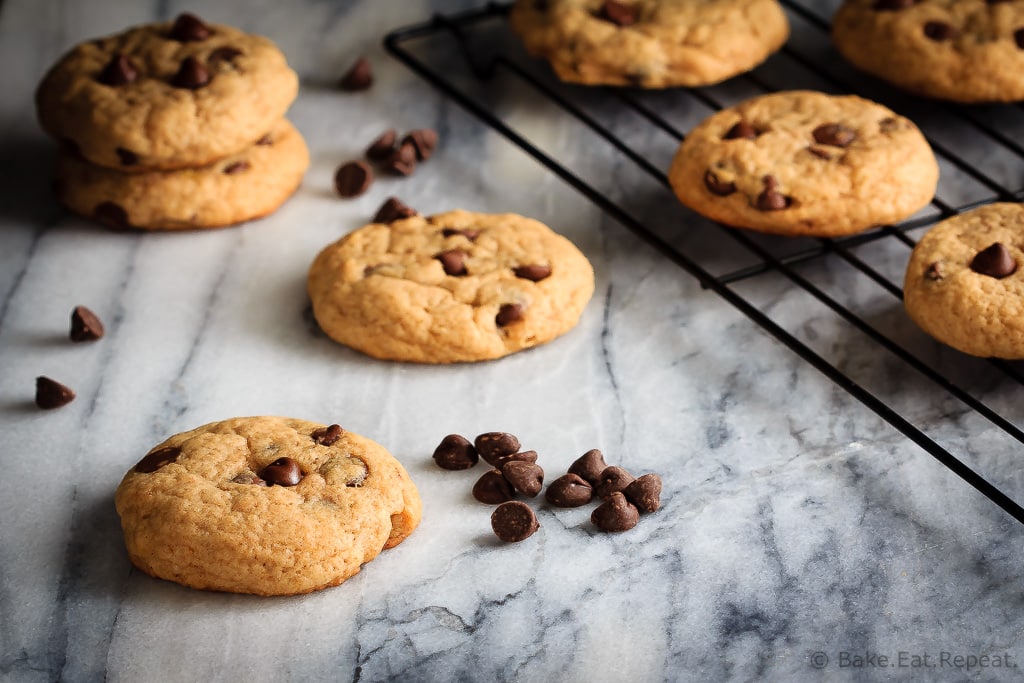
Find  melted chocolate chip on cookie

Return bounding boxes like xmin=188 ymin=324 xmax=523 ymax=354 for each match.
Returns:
xmin=970 ymin=242 xmax=1017 ymax=279
xmin=436 ymin=249 xmax=468 ymax=276
xmin=262 ymin=457 xmax=303 ymax=486
xmin=812 ymin=123 xmax=856 ymax=147
xmin=513 ymin=264 xmax=551 ymax=282
xmin=312 ymin=424 xmax=343 ymax=446
xmin=496 ymin=303 xmax=525 ymax=327
xmin=704 ymin=169 xmax=736 ymax=197
xmin=170 ymin=13 xmax=212 ymax=42
xmin=724 ymin=121 xmax=758 ymax=140
xmin=134 ymin=446 xmax=181 ymax=473
xmin=171 ymin=57 xmax=210 ymax=89
xmin=98 ymin=54 xmax=138 ymax=86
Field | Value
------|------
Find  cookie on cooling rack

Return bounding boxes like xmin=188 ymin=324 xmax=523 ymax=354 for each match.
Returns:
xmin=832 ymin=0 xmax=1024 ymax=102
xmin=508 ymin=0 xmax=790 ymax=88
xmin=667 ymin=90 xmax=939 ymax=237
xmin=903 ymin=203 xmax=1024 ymax=359
xmin=307 ymin=209 xmax=595 ymax=363
xmin=115 ymin=416 xmax=422 ymax=595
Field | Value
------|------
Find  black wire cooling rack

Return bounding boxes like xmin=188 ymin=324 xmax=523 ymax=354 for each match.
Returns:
xmin=384 ymin=1 xmax=1024 ymax=525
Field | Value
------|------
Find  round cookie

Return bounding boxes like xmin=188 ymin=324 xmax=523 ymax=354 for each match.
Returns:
xmin=667 ymin=90 xmax=939 ymax=237
xmin=54 ymin=118 xmax=308 ymax=231
xmin=832 ymin=0 xmax=1024 ymax=103
xmin=307 ymin=210 xmax=595 ymax=363
xmin=508 ymin=0 xmax=790 ymax=88
xmin=903 ymin=203 xmax=1024 ymax=359
xmin=35 ymin=13 xmax=299 ymax=170
xmin=114 ymin=416 xmax=422 ymax=596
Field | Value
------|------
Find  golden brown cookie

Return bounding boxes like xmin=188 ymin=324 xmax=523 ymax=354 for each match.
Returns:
xmin=53 ymin=119 xmax=308 ymax=231
xmin=114 ymin=416 xmax=422 ymax=596
xmin=307 ymin=210 xmax=595 ymax=363
xmin=509 ymin=0 xmax=790 ymax=88
xmin=903 ymin=203 xmax=1024 ymax=359
xmin=668 ymin=90 xmax=939 ymax=237
xmin=35 ymin=13 xmax=299 ymax=171
xmin=832 ymin=0 xmax=1024 ymax=103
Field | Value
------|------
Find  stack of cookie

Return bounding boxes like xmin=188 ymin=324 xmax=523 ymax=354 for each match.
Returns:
xmin=35 ymin=13 xmax=307 ymax=231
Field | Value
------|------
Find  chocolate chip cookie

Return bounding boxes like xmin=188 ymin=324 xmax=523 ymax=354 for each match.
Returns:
xmin=307 ymin=210 xmax=595 ymax=363
xmin=35 ymin=13 xmax=299 ymax=170
xmin=54 ymin=118 xmax=308 ymax=230
xmin=833 ymin=0 xmax=1024 ymax=102
xmin=114 ymin=416 xmax=422 ymax=595
xmin=668 ymin=90 xmax=939 ymax=237
xmin=509 ymin=0 xmax=790 ymax=88
xmin=903 ymin=203 xmax=1024 ymax=358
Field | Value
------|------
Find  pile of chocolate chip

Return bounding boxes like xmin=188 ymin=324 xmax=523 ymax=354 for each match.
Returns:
xmin=433 ymin=431 xmax=662 ymax=543
xmin=34 ymin=305 xmax=106 ymax=410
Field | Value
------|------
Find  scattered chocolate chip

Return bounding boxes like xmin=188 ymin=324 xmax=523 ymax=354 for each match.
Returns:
xmin=1015 ymin=29 xmax=1024 ymax=50
xmin=598 ymin=0 xmax=637 ymax=26
xmin=502 ymin=461 xmax=544 ymax=497
xmin=339 ymin=56 xmax=373 ymax=91
xmin=312 ymin=424 xmax=343 ymax=446
xmin=134 ymin=445 xmax=181 ymax=473
xmin=70 ymin=305 xmax=104 ymax=342
xmin=923 ymin=21 xmax=957 ymax=41
xmin=385 ymin=142 xmax=417 ymax=176
xmin=262 ymin=457 xmax=303 ymax=486
xmin=208 ymin=47 xmax=243 ymax=64
xmin=401 ymin=129 xmax=439 ymax=161
xmin=334 ymin=160 xmax=374 ymax=198
xmin=592 ymin=491 xmax=640 ymax=532
xmin=98 ymin=54 xmax=138 ymax=86
xmin=436 ymin=249 xmax=468 ymax=276
xmin=704 ymin=169 xmax=736 ymax=196
xmin=433 ymin=434 xmax=479 ymax=470
xmin=925 ymin=262 xmax=943 ymax=281
xmin=473 ymin=469 xmax=515 ymax=504
xmin=171 ymin=57 xmax=210 ymax=89
xmin=513 ymin=264 xmax=551 ymax=282
xmin=970 ymin=242 xmax=1017 ymax=279
xmin=491 ymin=449 xmax=538 ymax=470
xmin=491 ymin=500 xmax=540 ymax=542
xmin=231 ymin=472 xmax=268 ymax=486
xmin=223 ymin=161 xmax=250 ymax=175
xmin=35 ymin=376 xmax=75 ymax=410
xmin=373 ymin=197 xmax=418 ymax=223
xmin=724 ymin=121 xmax=758 ymax=140
xmin=545 ymin=473 xmax=594 ymax=507
xmin=623 ymin=473 xmax=662 ymax=513
xmin=256 ymin=133 xmax=274 ymax=146
xmin=116 ymin=147 xmax=138 ymax=166
xmin=568 ymin=449 xmax=607 ymax=486
xmin=366 ymin=129 xmax=397 ymax=161
xmin=595 ymin=466 xmax=635 ymax=499
xmin=170 ymin=12 xmax=211 ymax=41
xmin=94 ymin=202 xmax=130 ymax=230
xmin=756 ymin=175 xmax=790 ymax=211
xmin=496 ymin=303 xmax=524 ymax=327
xmin=475 ymin=432 xmax=522 ymax=466
xmin=873 ymin=0 xmax=914 ymax=9
xmin=812 ymin=123 xmax=856 ymax=147
xmin=442 ymin=228 xmax=480 ymax=240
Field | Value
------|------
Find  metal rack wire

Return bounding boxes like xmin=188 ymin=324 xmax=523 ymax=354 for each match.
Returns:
xmin=384 ymin=1 xmax=1024 ymax=525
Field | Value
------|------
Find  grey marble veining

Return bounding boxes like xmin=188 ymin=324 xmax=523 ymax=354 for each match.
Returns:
xmin=3 ymin=1 xmax=1024 ymax=681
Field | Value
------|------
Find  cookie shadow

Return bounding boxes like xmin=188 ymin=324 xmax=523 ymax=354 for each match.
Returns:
xmin=0 ymin=134 xmax=64 ymax=227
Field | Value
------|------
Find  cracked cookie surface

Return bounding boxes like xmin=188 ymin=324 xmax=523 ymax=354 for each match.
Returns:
xmin=114 ymin=416 xmax=422 ymax=595
xmin=668 ymin=90 xmax=939 ymax=237
xmin=35 ymin=15 xmax=298 ymax=170
xmin=307 ymin=209 xmax=595 ymax=363
xmin=509 ymin=0 xmax=790 ymax=88
xmin=903 ymin=203 xmax=1024 ymax=359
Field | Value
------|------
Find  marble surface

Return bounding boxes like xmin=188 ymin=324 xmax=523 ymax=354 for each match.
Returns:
xmin=3 ymin=1 xmax=1024 ymax=681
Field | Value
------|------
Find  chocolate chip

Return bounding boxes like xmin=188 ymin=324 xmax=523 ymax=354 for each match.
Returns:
xmin=623 ymin=473 xmax=662 ymax=513
xmin=231 ymin=472 xmax=268 ymax=486
xmin=373 ymin=197 xmax=418 ymax=223
xmin=756 ymin=175 xmax=790 ymax=211
xmin=98 ymin=54 xmax=138 ymax=86
xmin=496 ymin=303 xmax=524 ymax=327
xmin=491 ymin=500 xmax=539 ymax=542
xmin=442 ymin=228 xmax=480 ymax=240
xmin=475 ymin=432 xmax=521 ymax=466
xmin=923 ymin=21 xmax=957 ymax=41
xmin=432 ymin=434 xmax=478 ymax=470
xmin=170 ymin=12 xmax=211 ymax=41
xmin=873 ymin=0 xmax=914 ymax=9
xmin=545 ymin=473 xmax=593 ymax=507
xmin=385 ymin=142 xmax=417 ymax=176
xmin=35 ymin=376 xmax=75 ymax=410
xmin=171 ymin=57 xmax=210 ymax=89
xmin=312 ymin=424 xmax=343 ymax=446
xmin=595 ymin=466 xmax=635 ymax=499
xmin=116 ymin=147 xmax=138 ymax=166
xmin=704 ymin=169 xmax=736 ymax=196
xmin=568 ymin=449 xmax=607 ymax=486
xmin=436 ymin=249 xmax=468 ymax=276
xmin=70 ymin=305 xmax=104 ymax=342
xmin=134 ymin=446 xmax=180 ymax=473
xmin=808 ymin=147 xmax=833 ymax=160
xmin=598 ymin=1 xmax=637 ymax=26
xmin=491 ymin=449 xmax=538 ymax=470
xmin=262 ymin=457 xmax=303 ymax=486
xmin=812 ymin=123 xmax=856 ymax=147
xmin=513 ymin=264 xmax=551 ymax=282
xmin=724 ymin=121 xmax=758 ymax=140
xmin=473 ymin=469 xmax=515 ymax=504
xmin=591 ymin=492 xmax=640 ymax=532
xmin=401 ymin=129 xmax=439 ymax=162
xmin=94 ymin=202 xmax=130 ymax=230
xmin=970 ymin=242 xmax=1017 ymax=279
xmin=223 ymin=161 xmax=250 ymax=175
xmin=256 ymin=133 xmax=274 ymax=146
xmin=208 ymin=47 xmax=243 ymax=64
xmin=501 ymin=461 xmax=544 ymax=498
xmin=925 ymin=262 xmax=943 ymax=281
xmin=1015 ymin=29 xmax=1024 ymax=49
xmin=878 ymin=117 xmax=902 ymax=133
xmin=339 ymin=56 xmax=372 ymax=91
xmin=334 ymin=160 xmax=374 ymax=198
xmin=366 ymin=129 xmax=397 ymax=161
